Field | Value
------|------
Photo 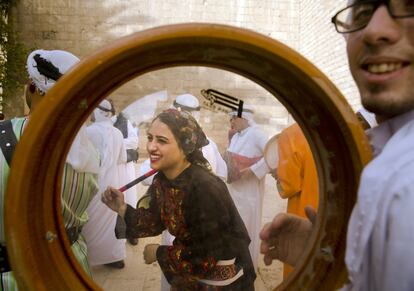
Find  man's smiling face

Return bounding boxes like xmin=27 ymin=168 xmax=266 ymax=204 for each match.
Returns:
xmin=346 ymin=4 xmax=414 ymax=119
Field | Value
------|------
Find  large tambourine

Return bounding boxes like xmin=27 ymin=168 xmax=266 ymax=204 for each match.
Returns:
xmin=264 ymin=133 xmax=280 ymax=170
xmin=5 ymin=23 xmax=371 ymax=290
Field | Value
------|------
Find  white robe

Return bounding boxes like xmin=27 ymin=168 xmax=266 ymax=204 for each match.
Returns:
xmin=204 ymin=137 xmax=228 ymax=181
xmin=81 ymin=120 xmax=128 ymax=265
xmin=120 ymin=119 xmax=139 ymax=208
xmin=226 ymin=125 xmax=270 ymax=270
xmin=343 ymin=109 xmax=414 ymax=291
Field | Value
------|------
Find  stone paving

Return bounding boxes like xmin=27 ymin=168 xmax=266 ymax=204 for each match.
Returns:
xmin=91 ymin=173 xmax=287 ymax=291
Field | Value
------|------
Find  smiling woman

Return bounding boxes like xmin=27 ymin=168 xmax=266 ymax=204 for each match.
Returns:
xmin=146 ymin=115 xmax=193 ymax=180
xmin=101 ymin=108 xmax=256 ymax=290
xmin=4 ymin=23 xmax=370 ymax=290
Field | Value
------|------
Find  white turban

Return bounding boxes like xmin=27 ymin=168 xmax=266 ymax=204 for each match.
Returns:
xmin=357 ymin=107 xmax=378 ymax=129
xmin=229 ymin=104 xmax=256 ymax=126
xmin=26 ymin=49 xmax=99 ymax=173
xmin=93 ymin=99 xmax=114 ymax=123
xmin=174 ymin=94 xmax=200 ymax=111
xmin=26 ymin=49 xmax=79 ymax=94
xmin=173 ymin=93 xmax=201 ymax=121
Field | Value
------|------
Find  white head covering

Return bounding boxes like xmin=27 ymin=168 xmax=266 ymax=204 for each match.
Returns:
xmin=357 ymin=107 xmax=378 ymax=128
xmin=66 ymin=125 xmax=100 ymax=174
xmin=93 ymin=100 xmax=113 ymax=123
xmin=26 ymin=49 xmax=99 ymax=174
xmin=87 ymin=102 xmax=126 ymax=175
xmin=174 ymin=94 xmax=200 ymax=110
xmin=173 ymin=93 xmax=201 ymax=121
xmin=229 ymin=104 xmax=256 ymax=126
xmin=26 ymin=49 xmax=80 ymax=94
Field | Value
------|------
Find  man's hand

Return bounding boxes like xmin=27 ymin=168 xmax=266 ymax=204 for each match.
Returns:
xmin=240 ymin=167 xmax=254 ymax=180
xmin=143 ymin=244 xmax=160 ymax=264
xmin=270 ymin=169 xmax=278 ymax=180
xmin=260 ymin=206 xmax=316 ymax=266
xmin=228 ymin=128 xmax=237 ymax=142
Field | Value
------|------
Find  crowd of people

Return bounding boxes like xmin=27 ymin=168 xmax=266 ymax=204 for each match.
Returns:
xmin=2 ymin=1 xmax=414 ymax=290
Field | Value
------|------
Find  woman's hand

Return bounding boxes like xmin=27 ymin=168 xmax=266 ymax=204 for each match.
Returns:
xmin=143 ymin=244 xmax=159 ymax=264
xmin=101 ymin=186 xmax=127 ymax=217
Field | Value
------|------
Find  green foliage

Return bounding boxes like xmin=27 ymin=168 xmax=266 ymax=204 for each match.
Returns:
xmin=0 ymin=0 xmax=29 ymax=118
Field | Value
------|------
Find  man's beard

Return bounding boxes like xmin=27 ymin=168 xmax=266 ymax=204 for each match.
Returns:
xmin=362 ymin=92 xmax=414 ymax=119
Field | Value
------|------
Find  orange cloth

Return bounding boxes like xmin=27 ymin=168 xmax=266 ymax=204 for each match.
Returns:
xmin=277 ymin=123 xmax=319 ymax=216
xmin=276 ymin=123 xmax=319 ymax=278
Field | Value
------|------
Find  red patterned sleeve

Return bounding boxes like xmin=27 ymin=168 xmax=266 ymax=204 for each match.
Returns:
xmin=123 ymin=191 xmax=165 ymax=238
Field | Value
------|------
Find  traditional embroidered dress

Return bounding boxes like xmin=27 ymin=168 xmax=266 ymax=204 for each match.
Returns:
xmin=160 ymin=136 xmax=228 ymax=291
xmin=120 ymin=165 xmax=256 ymax=290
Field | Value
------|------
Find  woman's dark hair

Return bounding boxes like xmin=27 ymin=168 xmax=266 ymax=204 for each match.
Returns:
xmin=153 ymin=109 xmax=211 ymax=170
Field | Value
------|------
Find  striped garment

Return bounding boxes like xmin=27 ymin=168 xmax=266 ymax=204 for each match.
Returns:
xmin=0 ymin=118 xmax=27 ymax=291
xmin=0 ymin=118 xmax=99 ymax=290
xmin=61 ymin=163 xmax=99 ymax=276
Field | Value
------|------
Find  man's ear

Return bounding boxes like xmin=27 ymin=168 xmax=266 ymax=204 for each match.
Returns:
xmin=25 ymin=83 xmax=33 ymax=109
xmin=27 ymin=88 xmax=44 ymax=113
xmin=29 ymin=94 xmax=44 ymax=112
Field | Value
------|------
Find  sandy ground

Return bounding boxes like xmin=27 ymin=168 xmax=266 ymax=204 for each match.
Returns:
xmin=90 ymin=170 xmax=287 ymax=291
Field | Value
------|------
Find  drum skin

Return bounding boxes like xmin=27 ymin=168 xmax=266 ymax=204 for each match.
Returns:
xmin=4 ymin=23 xmax=371 ymax=290
xmin=264 ymin=133 xmax=280 ymax=170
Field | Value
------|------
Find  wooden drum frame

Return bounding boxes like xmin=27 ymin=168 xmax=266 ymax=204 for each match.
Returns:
xmin=5 ymin=23 xmax=371 ymax=290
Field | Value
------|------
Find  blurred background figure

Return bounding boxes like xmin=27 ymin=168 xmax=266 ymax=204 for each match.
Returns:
xmin=276 ymin=123 xmax=319 ymax=218
xmin=112 ymin=102 xmax=140 ymax=246
xmin=225 ymin=105 xmax=270 ymax=271
xmin=274 ymin=122 xmax=318 ymax=278
xmin=82 ymin=99 xmax=128 ymax=269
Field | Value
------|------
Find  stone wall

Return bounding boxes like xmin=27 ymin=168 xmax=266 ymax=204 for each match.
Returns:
xmin=298 ymin=0 xmax=360 ymax=108
xmin=12 ymin=0 xmax=358 ymax=153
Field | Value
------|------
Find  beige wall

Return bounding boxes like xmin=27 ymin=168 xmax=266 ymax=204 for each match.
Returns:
xmin=13 ymin=0 xmax=358 ymax=153
xmin=298 ymin=0 xmax=360 ymax=108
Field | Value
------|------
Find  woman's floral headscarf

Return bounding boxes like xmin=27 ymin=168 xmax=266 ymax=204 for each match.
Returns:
xmin=154 ymin=109 xmax=211 ymax=170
